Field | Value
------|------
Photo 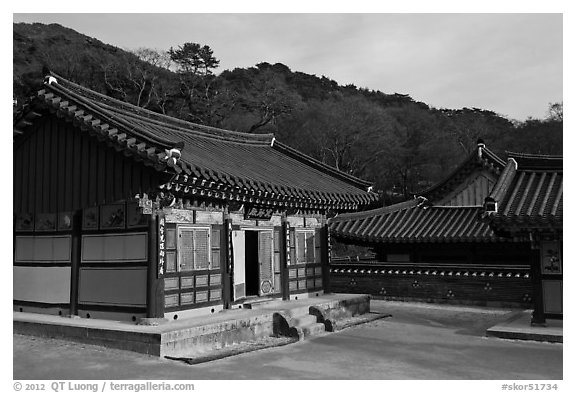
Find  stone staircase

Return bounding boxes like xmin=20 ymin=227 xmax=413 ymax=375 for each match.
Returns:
xmin=273 ymin=305 xmax=326 ymax=340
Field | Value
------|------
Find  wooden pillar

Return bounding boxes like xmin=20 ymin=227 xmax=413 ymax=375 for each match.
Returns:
xmin=529 ymin=246 xmax=546 ymax=326
xmin=146 ymin=212 xmax=164 ymax=318
xmin=280 ymin=220 xmax=290 ymax=300
xmin=69 ymin=210 xmax=82 ymax=316
xmin=222 ymin=217 xmax=232 ymax=309
xmin=320 ymin=223 xmax=332 ymax=294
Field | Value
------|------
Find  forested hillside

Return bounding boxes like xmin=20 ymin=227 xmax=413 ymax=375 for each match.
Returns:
xmin=13 ymin=22 xmax=563 ymax=203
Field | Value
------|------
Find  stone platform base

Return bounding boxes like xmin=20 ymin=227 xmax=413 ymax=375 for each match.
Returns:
xmin=14 ymin=294 xmax=372 ymax=357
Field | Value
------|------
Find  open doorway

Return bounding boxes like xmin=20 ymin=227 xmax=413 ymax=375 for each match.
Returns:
xmin=244 ymin=230 xmax=260 ymax=297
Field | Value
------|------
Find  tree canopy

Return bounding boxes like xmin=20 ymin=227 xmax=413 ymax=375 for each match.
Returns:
xmin=13 ymin=22 xmax=563 ymax=205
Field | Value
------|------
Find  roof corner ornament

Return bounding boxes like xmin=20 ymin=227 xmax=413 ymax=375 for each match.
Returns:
xmin=510 ymin=157 xmax=518 ymax=170
xmin=477 ymin=138 xmax=485 ymax=159
xmin=416 ymin=195 xmax=430 ymax=209
xmin=270 ymin=137 xmax=276 ymax=147
xmin=367 ymin=186 xmax=373 ymax=193
xmin=483 ymin=196 xmax=497 ymax=214
xmin=164 ymin=147 xmax=182 ymax=167
xmin=44 ymin=75 xmax=58 ymax=85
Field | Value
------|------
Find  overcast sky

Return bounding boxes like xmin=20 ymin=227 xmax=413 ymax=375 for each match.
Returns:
xmin=12 ymin=13 xmax=562 ymax=120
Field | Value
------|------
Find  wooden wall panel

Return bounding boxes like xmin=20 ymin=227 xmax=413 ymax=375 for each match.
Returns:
xmin=81 ymin=233 xmax=147 ymax=263
xmin=15 ymin=236 xmax=71 ymax=263
xmin=13 ymin=266 xmax=71 ymax=303
xmin=542 ymin=280 xmax=562 ymax=314
xmin=78 ymin=267 xmax=146 ymax=306
xmin=13 ymin=117 xmax=163 ymax=214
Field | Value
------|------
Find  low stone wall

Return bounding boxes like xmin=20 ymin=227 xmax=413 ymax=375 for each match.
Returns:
xmin=14 ymin=294 xmax=373 ymax=358
xmin=14 ymin=319 xmax=162 ymax=356
xmin=160 ymin=314 xmax=274 ymax=357
xmin=309 ymin=295 xmax=371 ymax=332
xmin=329 ymin=263 xmax=533 ymax=308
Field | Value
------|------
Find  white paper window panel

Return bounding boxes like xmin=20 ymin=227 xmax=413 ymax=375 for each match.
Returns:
xmin=194 ymin=230 xmax=210 ymax=270
xmin=258 ymin=231 xmax=274 ymax=283
xmin=13 ymin=266 xmax=71 ymax=303
xmin=296 ymin=232 xmax=306 ymax=263
xmin=81 ymin=233 xmax=147 ymax=263
xmin=305 ymin=232 xmax=315 ymax=263
xmin=178 ymin=227 xmax=211 ymax=271
xmin=289 ymin=281 xmax=298 ymax=291
xmin=179 ymin=229 xmax=195 ymax=271
xmin=289 ymin=269 xmax=297 ymax=279
xmin=15 ymin=236 xmax=71 ymax=263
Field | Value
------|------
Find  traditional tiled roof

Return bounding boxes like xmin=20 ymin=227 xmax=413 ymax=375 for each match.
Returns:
xmin=420 ymin=141 xmax=505 ymax=202
xmin=485 ymin=153 xmax=563 ymax=231
xmin=329 ymin=197 xmax=506 ymax=243
xmin=14 ymin=74 xmax=377 ymax=211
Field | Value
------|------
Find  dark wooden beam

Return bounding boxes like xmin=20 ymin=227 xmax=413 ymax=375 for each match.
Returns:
xmin=529 ymin=246 xmax=546 ymax=326
xmin=146 ymin=212 xmax=164 ymax=318
xmin=69 ymin=210 xmax=82 ymax=316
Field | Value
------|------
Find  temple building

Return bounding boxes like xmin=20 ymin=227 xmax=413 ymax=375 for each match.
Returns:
xmin=13 ymin=73 xmax=376 ymax=322
xmin=483 ymin=152 xmax=563 ymax=323
xmin=328 ymin=142 xmax=535 ymax=308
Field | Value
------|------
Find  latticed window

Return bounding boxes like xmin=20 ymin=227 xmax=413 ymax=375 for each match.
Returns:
xmin=295 ymin=230 xmax=316 ymax=264
xmin=259 ymin=231 xmax=274 ymax=293
xmin=178 ymin=227 xmax=211 ymax=271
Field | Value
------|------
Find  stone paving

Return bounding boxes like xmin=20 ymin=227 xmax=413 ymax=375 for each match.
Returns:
xmin=13 ymin=300 xmax=563 ymax=380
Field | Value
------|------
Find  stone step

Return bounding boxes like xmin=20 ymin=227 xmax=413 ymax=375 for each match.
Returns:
xmin=291 ymin=314 xmax=318 ymax=327
xmin=301 ymin=322 xmax=326 ymax=337
xmin=243 ymin=298 xmax=284 ymax=310
xmin=282 ymin=306 xmax=314 ymax=319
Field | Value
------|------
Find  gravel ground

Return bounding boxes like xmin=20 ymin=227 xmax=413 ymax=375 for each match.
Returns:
xmin=13 ymin=300 xmax=563 ymax=380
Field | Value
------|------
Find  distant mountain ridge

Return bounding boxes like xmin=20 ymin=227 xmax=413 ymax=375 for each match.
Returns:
xmin=13 ymin=22 xmax=562 ymax=201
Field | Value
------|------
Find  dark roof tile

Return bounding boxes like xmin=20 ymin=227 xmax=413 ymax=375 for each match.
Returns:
xmin=16 ymin=74 xmax=377 ymax=210
xmin=487 ymin=154 xmax=562 ymax=229
xmin=329 ymin=203 xmax=505 ymax=243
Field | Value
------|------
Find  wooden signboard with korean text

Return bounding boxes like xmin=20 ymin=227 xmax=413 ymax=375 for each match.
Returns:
xmin=244 ymin=206 xmax=274 ymax=220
